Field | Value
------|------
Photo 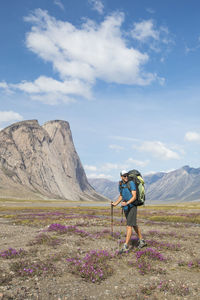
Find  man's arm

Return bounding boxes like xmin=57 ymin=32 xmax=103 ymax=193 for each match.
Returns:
xmin=111 ymin=194 xmax=122 ymax=207
xmin=121 ymin=190 xmax=136 ymax=206
xmin=126 ymin=190 xmax=136 ymax=205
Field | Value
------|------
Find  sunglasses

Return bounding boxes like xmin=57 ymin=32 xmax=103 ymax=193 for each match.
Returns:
xmin=122 ymin=175 xmax=128 ymax=177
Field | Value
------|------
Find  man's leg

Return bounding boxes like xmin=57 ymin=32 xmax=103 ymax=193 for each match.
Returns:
xmin=133 ymin=225 xmax=142 ymax=239
xmin=133 ymin=225 xmax=147 ymax=248
xmin=125 ymin=225 xmax=133 ymax=245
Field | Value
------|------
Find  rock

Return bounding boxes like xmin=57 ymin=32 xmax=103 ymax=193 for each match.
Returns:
xmin=0 ymin=120 xmax=107 ymax=202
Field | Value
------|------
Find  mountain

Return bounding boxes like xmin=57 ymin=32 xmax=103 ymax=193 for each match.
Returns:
xmin=0 ymin=120 xmax=107 ymax=202
xmin=88 ymin=178 xmax=118 ymax=201
xmin=146 ymin=166 xmax=200 ymax=202
xmin=88 ymin=166 xmax=200 ymax=203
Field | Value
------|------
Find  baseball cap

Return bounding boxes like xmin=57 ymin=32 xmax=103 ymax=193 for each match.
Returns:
xmin=120 ymin=170 xmax=128 ymax=176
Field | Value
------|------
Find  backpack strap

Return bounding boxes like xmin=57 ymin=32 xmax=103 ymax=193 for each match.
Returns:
xmin=119 ymin=180 xmax=123 ymax=196
xmin=126 ymin=181 xmax=131 ymax=193
xmin=119 ymin=181 xmax=132 ymax=195
xmin=127 ymin=180 xmax=139 ymax=201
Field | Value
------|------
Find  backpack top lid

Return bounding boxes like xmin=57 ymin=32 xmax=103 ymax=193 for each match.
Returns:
xmin=128 ymin=169 xmax=142 ymax=177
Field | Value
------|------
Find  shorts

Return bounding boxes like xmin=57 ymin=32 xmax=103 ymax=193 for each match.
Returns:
xmin=124 ymin=206 xmax=137 ymax=227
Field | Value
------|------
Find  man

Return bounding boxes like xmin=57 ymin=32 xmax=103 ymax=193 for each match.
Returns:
xmin=111 ymin=170 xmax=147 ymax=253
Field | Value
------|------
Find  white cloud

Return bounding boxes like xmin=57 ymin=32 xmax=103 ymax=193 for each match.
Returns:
xmin=0 ymin=111 xmax=23 ymax=126
xmin=86 ymin=162 xmax=127 ymax=173
xmin=146 ymin=8 xmax=155 ymax=14
xmin=99 ymin=160 xmax=145 ymax=172
xmin=85 ymin=158 xmax=149 ymax=180
xmin=131 ymin=19 xmax=159 ymax=42
xmin=131 ymin=19 xmax=173 ymax=55
xmin=54 ymin=0 xmax=65 ymax=11
xmin=89 ymin=0 xmax=104 ymax=14
xmin=0 ymin=81 xmax=8 ymax=89
xmin=100 ymin=163 xmax=120 ymax=172
xmin=84 ymin=165 xmax=97 ymax=172
xmin=109 ymin=144 xmax=124 ymax=151
xmin=87 ymin=173 xmax=113 ymax=179
xmin=136 ymin=141 xmax=180 ymax=160
xmin=24 ymin=10 xmax=155 ymax=85
xmin=8 ymin=76 xmax=91 ymax=104
xmin=185 ymin=131 xmax=200 ymax=142
xmin=0 ymin=10 xmax=164 ymax=104
xmin=110 ymin=135 xmax=139 ymax=142
xmin=126 ymin=158 xmax=149 ymax=167
xmin=0 ymin=81 xmax=13 ymax=94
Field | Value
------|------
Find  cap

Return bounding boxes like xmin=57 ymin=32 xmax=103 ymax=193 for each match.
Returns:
xmin=120 ymin=170 xmax=128 ymax=176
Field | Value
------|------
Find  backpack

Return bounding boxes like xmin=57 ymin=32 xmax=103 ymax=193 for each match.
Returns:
xmin=120 ymin=169 xmax=145 ymax=206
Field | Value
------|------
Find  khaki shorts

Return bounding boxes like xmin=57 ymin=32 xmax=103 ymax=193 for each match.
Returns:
xmin=124 ymin=206 xmax=137 ymax=226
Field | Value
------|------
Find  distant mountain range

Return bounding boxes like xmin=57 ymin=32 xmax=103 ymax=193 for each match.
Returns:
xmin=89 ymin=166 xmax=200 ymax=203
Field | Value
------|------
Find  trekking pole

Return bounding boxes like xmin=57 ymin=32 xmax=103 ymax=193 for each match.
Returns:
xmin=111 ymin=202 xmax=113 ymax=237
xmin=121 ymin=208 xmax=124 ymax=224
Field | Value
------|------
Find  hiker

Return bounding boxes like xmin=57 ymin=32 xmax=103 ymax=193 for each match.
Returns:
xmin=111 ymin=170 xmax=147 ymax=253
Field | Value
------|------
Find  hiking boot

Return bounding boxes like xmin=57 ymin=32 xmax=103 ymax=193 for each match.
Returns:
xmin=138 ymin=239 xmax=147 ymax=249
xmin=119 ymin=243 xmax=129 ymax=254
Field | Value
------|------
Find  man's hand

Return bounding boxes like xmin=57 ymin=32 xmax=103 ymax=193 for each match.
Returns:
xmin=121 ymin=201 xmax=127 ymax=207
xmin=111 ymin=195 xmax=122 ymax=207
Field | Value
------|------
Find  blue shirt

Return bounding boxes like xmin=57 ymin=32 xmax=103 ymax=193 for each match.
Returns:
xmin=119 ymin=180 xmax=136 ymax=209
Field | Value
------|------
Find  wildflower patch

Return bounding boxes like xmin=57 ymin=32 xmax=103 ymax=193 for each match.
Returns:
xmin=28 ymin=233 xmax=63 ymax=247
xmin=179 ymin=258 xmax=200 ymax=270
xmin=67 ymin=250 xmax=114 ymax=283
xmin=131 ymin=248 xmax=167 ymax=275
xmin=146 ymin=239 xmax=181 ymax=251
xmin=139 ymin=280 xmax=190 ymax=297
xmin=47 ymin=223 xmax=94 ymax=238
xmin=0 ymin=248 xmax=26 ymax=259
xmin=10 ymin=259 xmax=57 ymax=277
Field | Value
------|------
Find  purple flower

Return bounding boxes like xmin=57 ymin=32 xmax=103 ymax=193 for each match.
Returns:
xmin=0 ymin=248 xmax=26 ymax=259
xmin=66 ymin=249 xmax=114 ymax=282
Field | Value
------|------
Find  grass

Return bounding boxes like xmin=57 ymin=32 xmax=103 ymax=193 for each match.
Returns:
xmin=28 ymin=233 xmax=63 ymax=247
xmin=149 ymin=215 xmax=200 ymax=223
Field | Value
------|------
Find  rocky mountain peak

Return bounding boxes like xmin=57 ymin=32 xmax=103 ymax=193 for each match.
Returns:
xmin=0 ymin=120 xmax=107 ymax=201
xmin=182 ymin=165 xmax=200 ymax=175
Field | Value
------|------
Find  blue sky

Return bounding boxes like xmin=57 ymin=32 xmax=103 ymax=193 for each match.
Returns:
xmin=0 ymin=0 xmax=200 ymax=180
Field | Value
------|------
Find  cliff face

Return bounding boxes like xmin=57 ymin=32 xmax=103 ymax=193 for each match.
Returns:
xmin=0 ymin=120 xmax=106 ymax=201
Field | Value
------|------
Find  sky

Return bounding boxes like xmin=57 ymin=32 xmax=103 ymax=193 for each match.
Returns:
xmin=0 ymin=0 xmax=200 ymax=181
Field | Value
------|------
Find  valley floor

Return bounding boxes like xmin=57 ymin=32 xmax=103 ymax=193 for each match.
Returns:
xmin=0 ymin=201 xmax=200 ymax=299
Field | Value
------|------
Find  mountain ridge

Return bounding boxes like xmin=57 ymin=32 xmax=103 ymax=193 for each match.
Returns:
xmin=89 ymin=165 xmax=200 ymax=203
